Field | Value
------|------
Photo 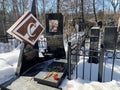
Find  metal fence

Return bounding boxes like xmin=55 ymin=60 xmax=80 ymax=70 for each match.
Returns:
xmin=0 ymin=36 xmax=20 ymax=53
xmin=67 ymin=26 xmax=120 ymax=82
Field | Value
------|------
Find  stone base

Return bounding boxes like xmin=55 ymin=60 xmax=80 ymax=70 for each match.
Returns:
xmin=34 ymin=59 xmax=67 ymax=87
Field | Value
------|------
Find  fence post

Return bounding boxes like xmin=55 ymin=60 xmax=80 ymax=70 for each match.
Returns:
xmin=98 ymin=44 xmax=104 ymax=82
xmin=67 ymin=42 xmax=71 ymax=80
xmin=75 ymin=42 xmax=78 ymax=79
xmin=111 ymin=49 xmax=116 ymax=81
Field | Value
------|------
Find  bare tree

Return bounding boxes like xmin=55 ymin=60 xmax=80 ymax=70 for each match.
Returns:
xmin=102 ymin=0 xmax=104 ymax=16
xmin=57 ymin=0 xmax=60 ymax=13
xmin=93 ymin=0 xmax=97 ymax=22
xmin=2 ymin=0 xmax=6 ymax=35
xmin=81 ymin=0 xmax=84 ymax=22
xmin=12 ymin=0 xmax=19 ymax=19
xmin=109 ymin=0 xmax=119 ymax=14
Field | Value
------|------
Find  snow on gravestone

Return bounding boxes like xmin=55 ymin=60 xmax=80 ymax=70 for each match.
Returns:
xmin=7 ymin=11 xmax=44 ymax=46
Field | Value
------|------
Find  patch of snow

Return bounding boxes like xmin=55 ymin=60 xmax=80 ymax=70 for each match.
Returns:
xmin=0 ymin=44 xmax=21 ymax=84
xmin=0 ymin=60 xmax=15 ymax=84
xmin=61 ymin=78 xmax=120 ymax=90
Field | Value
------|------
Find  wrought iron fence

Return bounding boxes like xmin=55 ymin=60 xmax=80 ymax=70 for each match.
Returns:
xmin=0 ymin=35 xmax=20 ymax=53
xmin=67 ymin=26 xmax=120 ymax=82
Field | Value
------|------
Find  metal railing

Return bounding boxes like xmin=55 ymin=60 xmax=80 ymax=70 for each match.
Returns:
xmin=67 ymin=26 xmax=120 ymax=82
xmin=0 ymin=36 xmax=20 ymax=53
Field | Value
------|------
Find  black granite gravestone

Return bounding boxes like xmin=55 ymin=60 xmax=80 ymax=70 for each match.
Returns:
xmin=103 ymin=26 xmax=118 ymax=81
xmin=88 ymin=27 xmax=100 ymax=64
xmin=45 ymin=13 xmax=65 ymax=59
xmin=103 ymin=26 xmax=118 ymax=50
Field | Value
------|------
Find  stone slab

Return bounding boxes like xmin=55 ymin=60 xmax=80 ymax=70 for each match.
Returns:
xmin=34 ymin=59 xmax=67 ymax=87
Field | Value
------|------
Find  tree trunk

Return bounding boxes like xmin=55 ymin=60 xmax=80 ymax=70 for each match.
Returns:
xmin=75 ymin=0 xmax=78 ymax=15
xmin=2 ymin=0 xmax=6 ymax=35
xmin=114 ymin=7 xmax=116 ymax=14
xmin=110 ymin=0 xmax=119 ymax=14
xmin=103 ymin=0 xmax=104 ymax=16
xmin=93 ymin=0 xmax=97 ymax=22
xmin=81 ymin=0 xmax=84 ymax=22
xmin=42 ymin=0 xmax=45 ymax=26
xmin=57 ymin=0 xmax=60 ymax=13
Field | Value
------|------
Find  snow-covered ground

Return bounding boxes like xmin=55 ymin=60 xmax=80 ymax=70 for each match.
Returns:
xmin=60 ymin=57 xmax=120 ymax=90
xmin=61 ymin=78 xmax=120 ymax=90
xmin=0 ymin=36 xmax=120 ymax=90
xmin=0 ymin=44 xmax=20 ymax=84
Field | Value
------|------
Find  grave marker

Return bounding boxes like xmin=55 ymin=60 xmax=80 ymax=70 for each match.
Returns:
xmin=103 ymin=26 xmax=117 ymax=50
xmin=88 ymin=27 xmax=100 ymax=64
xmin=45 ymin=13 xmax=65 ymax=58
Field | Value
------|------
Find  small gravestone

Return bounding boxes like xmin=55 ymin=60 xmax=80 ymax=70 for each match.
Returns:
xmin=88 ymin=27 xmax=100 ymax=64
xmin=103 ymin=26 xmax=118 ymax=81
xmin=103 ymin=26 xmax=118 ymax=50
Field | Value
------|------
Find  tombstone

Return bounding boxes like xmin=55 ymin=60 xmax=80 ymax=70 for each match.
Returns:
xmin=34 ymin=13 xmax=67 ymax=87
xmin=103 ymin=26 xmax=118 ymax=50
xmin=88 ymin=27 xmax=100 ymax=64
xmin=45 ymin=13 xmax=65 ymax=59
xmin=103 ymin=26 xmax=118 ymax=81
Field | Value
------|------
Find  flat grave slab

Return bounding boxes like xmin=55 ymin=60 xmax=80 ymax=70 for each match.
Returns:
xmin=34 ymin=59 xmax=67 ymax=87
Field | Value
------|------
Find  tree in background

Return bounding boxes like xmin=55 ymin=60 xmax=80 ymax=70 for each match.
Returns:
xmin=109 ymin=0 xmax=119 ymax=14
xmin=0 ymin=0 xmax=120 ymax=37
xmin=93 ymin=0 xmax=97 ymax=23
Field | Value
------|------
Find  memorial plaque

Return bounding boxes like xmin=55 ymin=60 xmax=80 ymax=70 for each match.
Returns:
xmin=103 ymin=26 xmax=118 ymax=50
xmin=7 ymin=11 xmax=44 ymax=45
xmin=7 ymin=10 xmax=45 ymax=75
xmin=46 ymin=13 xmax=63 ymax=35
